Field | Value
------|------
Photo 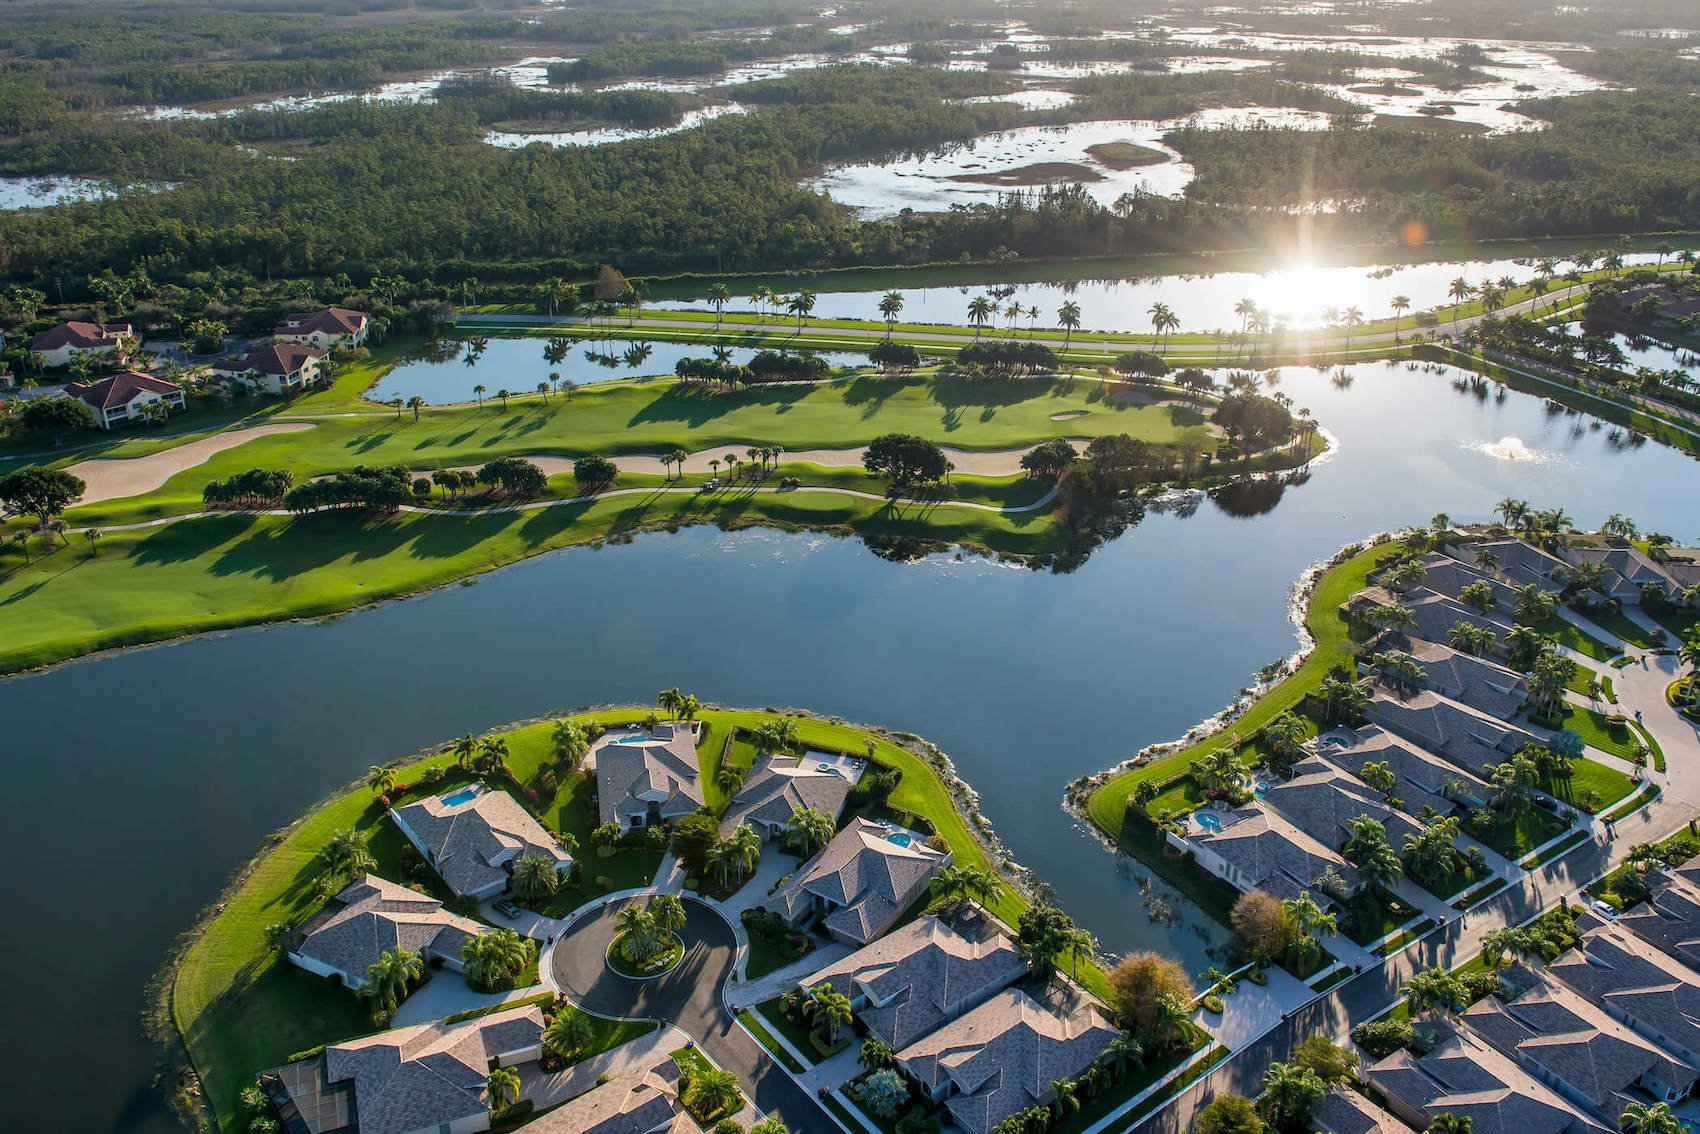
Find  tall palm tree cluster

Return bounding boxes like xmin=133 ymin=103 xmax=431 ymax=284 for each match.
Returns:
xmin=614 ymin=893 xmax=688 ymax=970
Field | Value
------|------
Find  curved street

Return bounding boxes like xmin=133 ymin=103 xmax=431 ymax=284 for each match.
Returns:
xmin=552 ymin=896 xmax=832 ymax=1131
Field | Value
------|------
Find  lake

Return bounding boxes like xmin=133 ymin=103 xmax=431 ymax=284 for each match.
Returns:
xmin=651 ymin=253 xmax=1668 ymax=333
xmin=3 ymin=355 xmax=1697 ymax=1133
xmin=365 ymin=336 xmax=869 ymax=404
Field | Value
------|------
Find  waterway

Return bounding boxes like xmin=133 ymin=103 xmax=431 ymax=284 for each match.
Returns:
xmin=4 ymin=354 xmax=1697 ymax=1131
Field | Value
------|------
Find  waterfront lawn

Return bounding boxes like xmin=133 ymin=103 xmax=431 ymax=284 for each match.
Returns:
xmin=1111 ymin=815 xmax=1243 ymax=928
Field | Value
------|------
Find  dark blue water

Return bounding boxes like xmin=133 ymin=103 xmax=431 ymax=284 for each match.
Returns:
xmin=4 ymin=358 xmax=1696 ymax=1132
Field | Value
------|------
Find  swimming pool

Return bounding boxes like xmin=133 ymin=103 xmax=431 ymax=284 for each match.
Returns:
xmin=1195 ymin=811 xmax=1224 ymax=833
xmin=441 ymin=786 xmax=481 ymax=808
xmin=886 ymin=832 xmax=913 ymax=848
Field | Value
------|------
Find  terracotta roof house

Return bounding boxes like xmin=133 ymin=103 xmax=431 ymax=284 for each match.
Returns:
xmin=275 ymin=307 xmax=371 ymax=350
xmin=764 ymin=817 xmax=950 ymax=946
xmin=1461 ymin=976 xmax=1697 ymax=1120
xmin=1318 ymin=725 xmax=1491 ymax=815
xmin=895 ymin=986 xmax=1117 ymax=1134
xmin=31 ymin=320 xmax=133 ymax=367
xmin=721 ymin=752 xmax=854 ymax=840
xmin=1362 ymin=631 xmax=1530 ymax=720
xmin=591 ymin=723 xmax=704 ymax=829
xmin=262 ymin=1004 xmax=544 ymax=1134
xmin=1366 ymin=1020 xmax=1613 ymax=1134
xmin=1310 ymin=1087 xmax=1413 ymax=1134
xmin=1349 ymin=586 xmax=1513 ymax=655
xmin=1617 ymin=866 xmax=1700 ymax=972
xmin=210 ymin=342 xmax=326 ymax=395
xmin=1556 ymin=544 xmax=1681 ymax=605
xmin=1180 ymin=804 xmax=1360 ymax=904
xmin=64 ymin=369 xmax=185 ymax=429
xmin=803 ymin=912 xmax=1027 ymax=1051
xmin=517 ymin=1071 xmax=680 ymax=1134
xmin=1363 ymin=686 xmax=1538 ymax=779
xmin=1549 ymin=910 xmax=1700 ymax=1070
xmin=286 ymin=874 xmax=485 ymax=991
xmin=1261 ymin=756 xmax=1425 ymax=855
xmin=391 ymin=786 xmax=572 ymax=901
xmin=1447 ymin=538 xmax=1568 ymax=594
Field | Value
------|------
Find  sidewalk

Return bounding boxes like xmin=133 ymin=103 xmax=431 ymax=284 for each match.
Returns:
xmin=523 ymin=1024 xmax=692 ymax=1110
xmin=727 ymin=942 xmax=853 ymax=1012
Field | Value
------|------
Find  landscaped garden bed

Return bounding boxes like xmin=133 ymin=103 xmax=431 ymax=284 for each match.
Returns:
xmin=607 ymin=930 xmax=683 ymax=978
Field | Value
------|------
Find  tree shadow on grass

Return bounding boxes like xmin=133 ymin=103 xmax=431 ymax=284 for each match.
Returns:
xmin=929 ymin=373 xmax=1055 ymax=410
xmin=838 ymin=374 xmax=921 ymax=419
xmin=404 ymin=509 xmax=525 ymax=561
xmin=625 ymin=384 xmax=809 ymax=429
xmin=131 ymin=513 xmax=259 ymax=567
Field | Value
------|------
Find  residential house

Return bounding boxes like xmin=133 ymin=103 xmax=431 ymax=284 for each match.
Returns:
xmin=1362 ymin=631 xmax=1529 ymax=721
xmin=210 ymin=342 xmax=326 ymax=395
xmin=1317 ymin=725 xmax=1490 ymax=816
xmin=1556 ymin=543 xmax=1681 ymax=605
xmin=803 ymin=912 xmax=1027 ymax=1051
xmin=1448 ymin=538 xmax=1568 ymax=594
xmin=31 ymin=320 xmax=133 ymax=367
xmin=1261 ymin=757 xmax=1425 ymax=855
xmin=64 ymin=369 xmax=185 ymax=429
xmin=262 ymin=1003 xmax=545 ymax=1134
xmin=1179 ymin=804 xmax=1360 ymax=904
xmin=1407 ymin=552 xmax=1518 ymax=614
xmin=1461 ymin=975 xmax=1697 ymax=1120
xmin=721 ymin=752 xmax=854 ymax=841
xmin=1349 ymin=586 xmax=1512 ymax=654
xmin=285 ymin=874 xmax=485 ymax=989
xmin=1363 ymin=686 xmax=1538 ymax=780
xmin=1365 ymin=1020 xmax=1613 ymax=1134
xmin=1549 ymin=910 xmax=1700 ymax=1070
xmin=764 ymin=817 xmax=950 ymax=946
xmin=592 ymin=723 xmax=704 ymax=829
xmin=275 ymin=307 xmax=371 ymax=350
xmin=894 ymin=985 xmax=1118 ymax=1134
xmin=517 ymin=1071 xmax=680 ymax=1134
xmin=1310 ymin=1087 xmax=1413 ymax=1134
xmin=1617 ymin=865 xmax=1700 ymax=972
xmin=391 ymin=786 xmax=572 ymax=901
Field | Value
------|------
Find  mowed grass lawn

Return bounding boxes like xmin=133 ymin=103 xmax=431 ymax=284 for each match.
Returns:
xmin=173 ymin=708 xmax=1091 ymax=1131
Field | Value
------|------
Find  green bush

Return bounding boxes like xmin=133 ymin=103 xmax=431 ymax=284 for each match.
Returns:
xmin=1201 ymin=994 xmax=1224 ymax=1014
xmin=1351 ymin=1018 xmax=1413 ymax=1058
xmin=595 ymin=875 xmax=614 ymax=891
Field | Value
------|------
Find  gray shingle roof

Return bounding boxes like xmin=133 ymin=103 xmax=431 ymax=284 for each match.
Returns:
xmin=1558 ymin=545 xmax=1679 ymax=600
xmin=1364 ymin=687 xmax=1536 ymax=779
xmin=289 ymin=874 xmax=485 ymax=984
xmin=1450 ymin=538 xmax=1567 ymax=592
xmin=895 ymin=987 xmax=1117 ymax=1134
xmin=1366 ymin=1022 xmax=1611 ymax=1134
xmin=391 ymin=788 xmax=571 ymax=898
xmin=1549 ymin=913 xmax=1700 ymax=1063
xmin=1310 ymin=1087 xmax=1409 ymax=1134
xmin=1189 ymin=805 xmax=1358 ymax=903
xmin=317 ymin=1005 xmax=544 ymax=1134
xmin=592 ymin=724 xmax=704 ymax=827
xmin=1351 ymin=586 xmax=1513 ymax=651
xmin=804 ymin=914 xmax=1027 ymax=1051
xmin=1262 ymin=757 xmax=1425 ymax=853
xmin=1319 ymin=725 xmax=1489 ymax=816
xmin=722 ymin=754 xmax=851 ymax=838
xmin=764 ymin=818 xmax=949 ymax=945
xmin=1461 ymin=977 xmax=1696 ymax=1120
xmin=518 ymin=1071 xmax=679 ymax=1134
xmin=1364 ymin=630 xmax=1530 ymax=720
xmin=1618 ymin=868 xmax=1700 ymax=971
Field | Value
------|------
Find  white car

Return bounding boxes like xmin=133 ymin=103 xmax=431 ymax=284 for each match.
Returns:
xmin=1590 ymin=899 xmax=1619 ymax=920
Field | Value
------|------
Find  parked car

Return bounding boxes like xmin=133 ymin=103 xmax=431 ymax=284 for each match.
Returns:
xmin=494 ymin=899 xmax=522 ymax=919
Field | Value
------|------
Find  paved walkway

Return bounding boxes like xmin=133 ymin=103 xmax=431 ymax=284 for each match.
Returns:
xmin=1198 ymin=965 xmax=1316 ymax=1051
xmin=727 ymin=943 xmax=854 ymax=1012
xmin=524 ymin=1024 xmax=692 ymax=1110
xmin=392 ymin=970 xmax=552 ymax=1027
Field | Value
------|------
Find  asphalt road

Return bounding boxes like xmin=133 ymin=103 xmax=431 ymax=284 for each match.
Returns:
xmin=551 ymin=896 xmax=832 ymax=1131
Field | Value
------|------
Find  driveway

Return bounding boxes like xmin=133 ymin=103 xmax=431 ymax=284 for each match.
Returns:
xmin=551 ymin=895 xmax=835 ymax=1131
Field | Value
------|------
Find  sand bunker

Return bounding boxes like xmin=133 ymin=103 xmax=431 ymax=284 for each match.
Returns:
xmin=69 ymin=423 xmax=315 ymax=503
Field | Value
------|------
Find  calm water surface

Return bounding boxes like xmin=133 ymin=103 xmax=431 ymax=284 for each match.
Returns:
xmin=5 ymin=360 xmax=1698 ymax=1132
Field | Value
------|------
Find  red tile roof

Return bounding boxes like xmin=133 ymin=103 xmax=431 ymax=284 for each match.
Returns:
xmin=276 ymin=307 xmax=368 ymax=337
xmin=66 ymin=370 xmax=182 ymax=411
xmin=220 ymin=342 xmax=326 ymax=375
xmin=31 ymin=321 xmax=131 ymax=351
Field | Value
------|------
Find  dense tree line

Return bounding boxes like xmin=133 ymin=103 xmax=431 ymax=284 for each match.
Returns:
xmin=283 ymin=465 xmax=412 ymax=512
xmin=202 ymin=468 xmax=294 ymax=507
xmin=954 ymin=340 xmax=1058 ymax=376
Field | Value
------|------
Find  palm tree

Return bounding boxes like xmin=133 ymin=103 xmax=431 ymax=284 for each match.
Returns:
xmin=362 ymin=947 xmax=424 ymax=1017
xmin=1259 ymin=1061 xmax=1325 ymax=1132
xmin=663 ymin=446 xmax=690 ymax=480
xmin=461 ymin=927 xmax=532 ymax=990
xmin=1058 ymin=301 xmax=1082 ymax=349
xmin=803 ymin=982 xmax=854 ymax=1042
xmin=1234 ymin=296 xmax=1259 ymax=335
xmin=707 ymin=840 xmax=741 ymax=889
xmin=1148 ymin=302 xmax=1177 ymax=355
xmin=785 ymin=807 xmax=836 ymax=856
xmin=878 ymin=291 xmax=904 ymax=337
xmin=658 ymin=687 xmax=683 ymax=719
xmin=1049 ymin=1077 xmax=1080 ymax=1120
xmin=727 ymin=822 xmax=761 ymax=880
xmin=543 ymin=1010 xmax=595 ymax=1060
xmin=1391 ymin=294 xmax=1411 ymax=339
xmin=679 ymin=693 xmax=701 ymax=722
xmin=472 ymin=383 xmax=486 ymax=406
xmin=453 ymin=733 xmax=478 ymax=768
xmin=496 ymin=388 xmax=511 ymax=410
xmin=1448 ymin=277 xmax=1474 ymax=320
xmin=650 ymin=892 xmax=686 ymax=935
xmin=512 ymin=852 xmax=560 ymax=901
xmin=322 ymin=828 xmax=375 ymax=882
xmin=485 ymin=1067 xmax=521 ymax=1113
xmin=366 ymin=765 xmax=396 ymax=796
xmin=1342 ymin=306 xmax=1365 ymax=350
xmin=615 ymin=905 xmax=661 ymax=962
xmin=859 ymin=1037 xmax=894 ymax=1070
xmin=1619 ymin=1101 xmax=1683 ymax=1134
xmin=1195 ymin=747 xmax=1243 ymax=795
xmin=788 ymin=289 xmax=816 ymax=330
xmin=706 ymin=283 xmax=732 ymax=328
xmin=967 ymin=295 xmax=994 ymax=338
xmin=683 ymin=1065 xmax=740 ymax=1118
